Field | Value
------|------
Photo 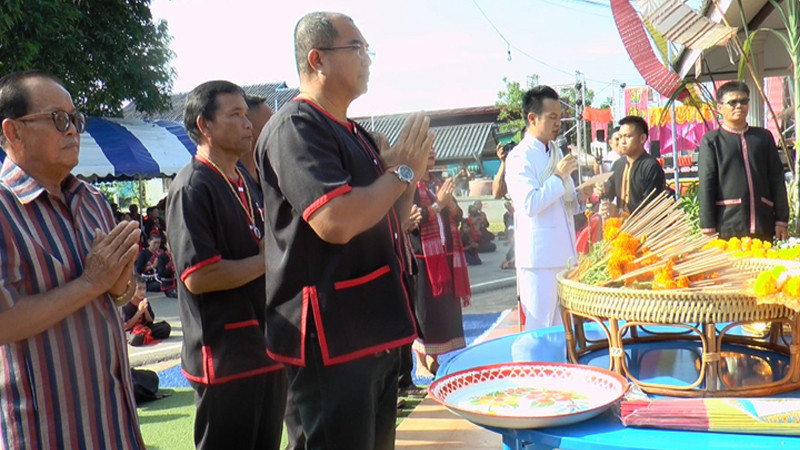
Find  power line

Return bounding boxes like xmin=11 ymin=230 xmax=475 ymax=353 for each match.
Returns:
xmin=558 ymin=0 xmax=610 ymax=8
xmin=471 ymin=0 xmax=511 ymax=47
xmin=471 ymin=0 xmax=619 ymax=85
xmin=533 ymin=0 xmax=609 ymax=18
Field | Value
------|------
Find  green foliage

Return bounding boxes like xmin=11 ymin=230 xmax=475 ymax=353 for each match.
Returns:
xmin=94 ymin=180 xmax=140 ymax=209
xmin=578 ymin=243 xmax=610 ymax=285
xmin=0 ymin=0 xmax=175 ymax=116
xmin=735 ymin=0 xmax=799 ymax=233
xmin=598 ymin=96 xmax=613 ymax=110
xmin=495 ymin=75 xmax=539 ymax=140
xmin=677 ymin=180 xmax=700 ymax=235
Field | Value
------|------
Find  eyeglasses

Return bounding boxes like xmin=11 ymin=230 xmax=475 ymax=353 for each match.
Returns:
xmin=15 ymin=110 xmax=87 ymax=133
xmin=722 ymin=98 xmax=750 ymax=107
xmin=317 ymin=45 xmax=375 ymax=60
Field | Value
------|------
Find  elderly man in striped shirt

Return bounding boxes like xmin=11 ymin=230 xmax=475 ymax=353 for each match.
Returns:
xmin=0 ymin=70 xmax=143 ymax=449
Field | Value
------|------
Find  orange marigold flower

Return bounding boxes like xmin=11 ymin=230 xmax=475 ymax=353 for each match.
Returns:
xmin=603 ymin=217 xmax=623 ymax=241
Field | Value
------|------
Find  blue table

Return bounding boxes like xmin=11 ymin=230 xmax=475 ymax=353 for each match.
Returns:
xmin=438 ymin=325 xmax=800 ymax=449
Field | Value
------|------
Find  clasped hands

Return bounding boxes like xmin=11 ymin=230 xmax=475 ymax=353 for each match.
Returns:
xmin=83 ymin=221 xmax=140 ymax=297
xmin=378 ymin=113 xmax=435 ymax=185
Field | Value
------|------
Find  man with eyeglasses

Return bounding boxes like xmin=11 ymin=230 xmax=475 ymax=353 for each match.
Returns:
xmin=255 ymin=11 xmax=432 ymax=450
xmin=698 ymin=80 xmax=789 ymax=241
xmin=0 ymin=70 xmax=143 ymax=448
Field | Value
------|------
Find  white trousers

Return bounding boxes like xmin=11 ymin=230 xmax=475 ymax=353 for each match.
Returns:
xmin=517 ymin=267 xmax=563 ymax=331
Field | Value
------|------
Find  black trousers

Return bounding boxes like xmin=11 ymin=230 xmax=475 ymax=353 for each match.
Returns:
xmin=286 ymin=335 xmax=401 ymax=450
xmin=190 ymin=370 xmax=287 ymax=450
xmin=283 ymin=378 xmax=306 ymax=450
xmin=398 ymin=344 xmax=414 ymax=388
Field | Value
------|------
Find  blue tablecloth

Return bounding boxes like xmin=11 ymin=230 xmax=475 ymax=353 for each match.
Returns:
xmin=438 ymin=325 xmax=800 ymax=450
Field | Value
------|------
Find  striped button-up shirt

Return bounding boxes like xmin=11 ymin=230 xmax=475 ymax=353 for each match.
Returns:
xmin=0 ymin=159 xmax=144 ymax=449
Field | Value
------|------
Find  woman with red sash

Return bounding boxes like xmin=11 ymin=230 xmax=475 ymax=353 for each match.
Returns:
xmin=408 ymin=150 xmax=471 ymax=377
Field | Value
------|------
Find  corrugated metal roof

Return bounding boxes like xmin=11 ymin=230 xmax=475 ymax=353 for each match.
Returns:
xmin=124 ymin=86 xmax=497 ymax=162
xmin=433 ymin=122 xmax=496 ymax=161
xmin=123 ymin=82 xmax=300 ymax=121
xmin=355 ymin=116 xmax=496 ymax=162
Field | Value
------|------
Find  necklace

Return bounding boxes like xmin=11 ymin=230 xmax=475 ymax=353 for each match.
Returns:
xmin=199 ymin=155 xmax=262 ymax=240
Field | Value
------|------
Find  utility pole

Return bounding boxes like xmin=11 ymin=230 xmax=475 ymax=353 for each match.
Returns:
xmin=667 ymin=44 xmax=680 ymax=200
xmin=575 ymin=71 xmax=584 ymax=183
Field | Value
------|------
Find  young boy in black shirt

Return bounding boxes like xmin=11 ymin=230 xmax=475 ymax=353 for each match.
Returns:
xmin=122 ymin=277 xmax=171 ymax=346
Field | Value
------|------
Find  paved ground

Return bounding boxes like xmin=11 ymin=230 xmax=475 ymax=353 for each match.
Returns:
xmin=128 ymin=241 xmax=518 ymax=368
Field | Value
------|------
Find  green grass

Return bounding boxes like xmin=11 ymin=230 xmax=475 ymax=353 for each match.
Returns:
xmin=137 ymin=389 xmax=196 ymax=450
xmin=138 ymin=388 xmax=424 ymax=448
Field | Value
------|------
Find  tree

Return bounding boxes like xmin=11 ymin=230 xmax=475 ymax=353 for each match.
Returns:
xmin=495 ymin=75 xmax=539 ymax=140
xmin=0 ymin=0 xmax=175 ymax=116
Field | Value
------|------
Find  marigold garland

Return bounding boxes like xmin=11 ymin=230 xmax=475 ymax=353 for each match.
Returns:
xmin=704 ymin=237 xmax=775 ymax=259
xmin=572 ymin=192 xmax=735 ymax=291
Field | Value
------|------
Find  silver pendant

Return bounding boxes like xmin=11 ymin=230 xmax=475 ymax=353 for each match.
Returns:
xmin=250 ymin=224 xmax=262 ymax=240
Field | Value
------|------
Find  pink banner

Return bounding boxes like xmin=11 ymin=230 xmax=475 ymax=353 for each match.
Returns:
xmin=624 ymin=87 xmax=649 ymax=119
xmin=647 ymin=104 xmax=717 ymax=155
xmin=649 ymin=121 xmax=717 ymax=155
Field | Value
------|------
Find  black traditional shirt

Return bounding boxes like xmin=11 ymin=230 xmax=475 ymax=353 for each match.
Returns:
xmin=256 ymin=98 xmax=416 ymax=367
xmin=166 ymin=157 xmax=281 ymax=385
xmin=698 ymin=124 xmax=789 ymax=240
xmin=605 ymin=151 xmax=666 ymax=214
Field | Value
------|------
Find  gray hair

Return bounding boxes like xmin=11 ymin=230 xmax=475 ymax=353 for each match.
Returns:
xmin=294 ymin=12 xmax=341 ymax=75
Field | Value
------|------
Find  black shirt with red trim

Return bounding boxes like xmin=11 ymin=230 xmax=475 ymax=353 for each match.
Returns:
xmin=255 ymin=98 xmax=416 ymax=367
xmin=166 ymin=157 xmax=281 ymax=384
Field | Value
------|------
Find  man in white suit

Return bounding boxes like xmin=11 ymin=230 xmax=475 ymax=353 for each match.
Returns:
xmin=505 ymin=85 xmax=588 ymax=330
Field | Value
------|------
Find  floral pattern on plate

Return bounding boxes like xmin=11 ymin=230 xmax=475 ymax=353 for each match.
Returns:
xmin=466 ymin=387 xmax=593 ymax=416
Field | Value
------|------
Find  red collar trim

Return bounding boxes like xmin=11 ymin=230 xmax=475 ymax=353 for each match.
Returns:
xmin=293 ymin=96 xmax=354 ymax=132
xmin=194 ymin=155 xmax=240 ymax=183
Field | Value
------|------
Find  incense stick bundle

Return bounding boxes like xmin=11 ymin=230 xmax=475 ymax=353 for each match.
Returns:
xmin=621 ymin=398 xmax=800 ymax=436
xmin=576 ymin=190 xmax=752 ymax=289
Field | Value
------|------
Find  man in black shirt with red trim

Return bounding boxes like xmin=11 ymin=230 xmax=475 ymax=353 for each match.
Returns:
xmin=166 ymin=80 xmax=285 ymax=450
xmin=256 ymin=12 xmax=433 ymax=450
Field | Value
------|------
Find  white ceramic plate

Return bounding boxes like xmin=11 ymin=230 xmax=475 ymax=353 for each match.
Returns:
xmin=428 ymin=362 xmax=629 ymax=429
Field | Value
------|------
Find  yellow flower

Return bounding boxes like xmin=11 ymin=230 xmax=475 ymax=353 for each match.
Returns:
xmin=754 ymin=272 xmax=778 ymax=297
xmin=703 ymin=239 xmax=727 ymax=250
xmin=782 ymin=277 xmax=800 ymax=298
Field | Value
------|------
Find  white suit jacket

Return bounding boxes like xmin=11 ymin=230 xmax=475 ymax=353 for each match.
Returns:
xmin=506 ymin=133 xmax=579 ymax=269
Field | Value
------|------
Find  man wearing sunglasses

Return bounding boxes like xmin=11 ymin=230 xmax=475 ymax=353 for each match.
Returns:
xmin=0 ymin=70 xmax=143 ymax=448
xmin=698 ymin=80 xmax=789 ymax=241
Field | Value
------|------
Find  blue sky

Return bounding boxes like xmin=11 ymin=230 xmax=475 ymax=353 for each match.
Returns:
xmin=150 ymin=0 xmax=647 ymax=116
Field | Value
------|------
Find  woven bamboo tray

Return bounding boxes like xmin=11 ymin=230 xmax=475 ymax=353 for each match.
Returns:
xmin=557 ymin=275 xmax=793 ymax=325
xmin=556 ymin=260 xmax=800 ymax=397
